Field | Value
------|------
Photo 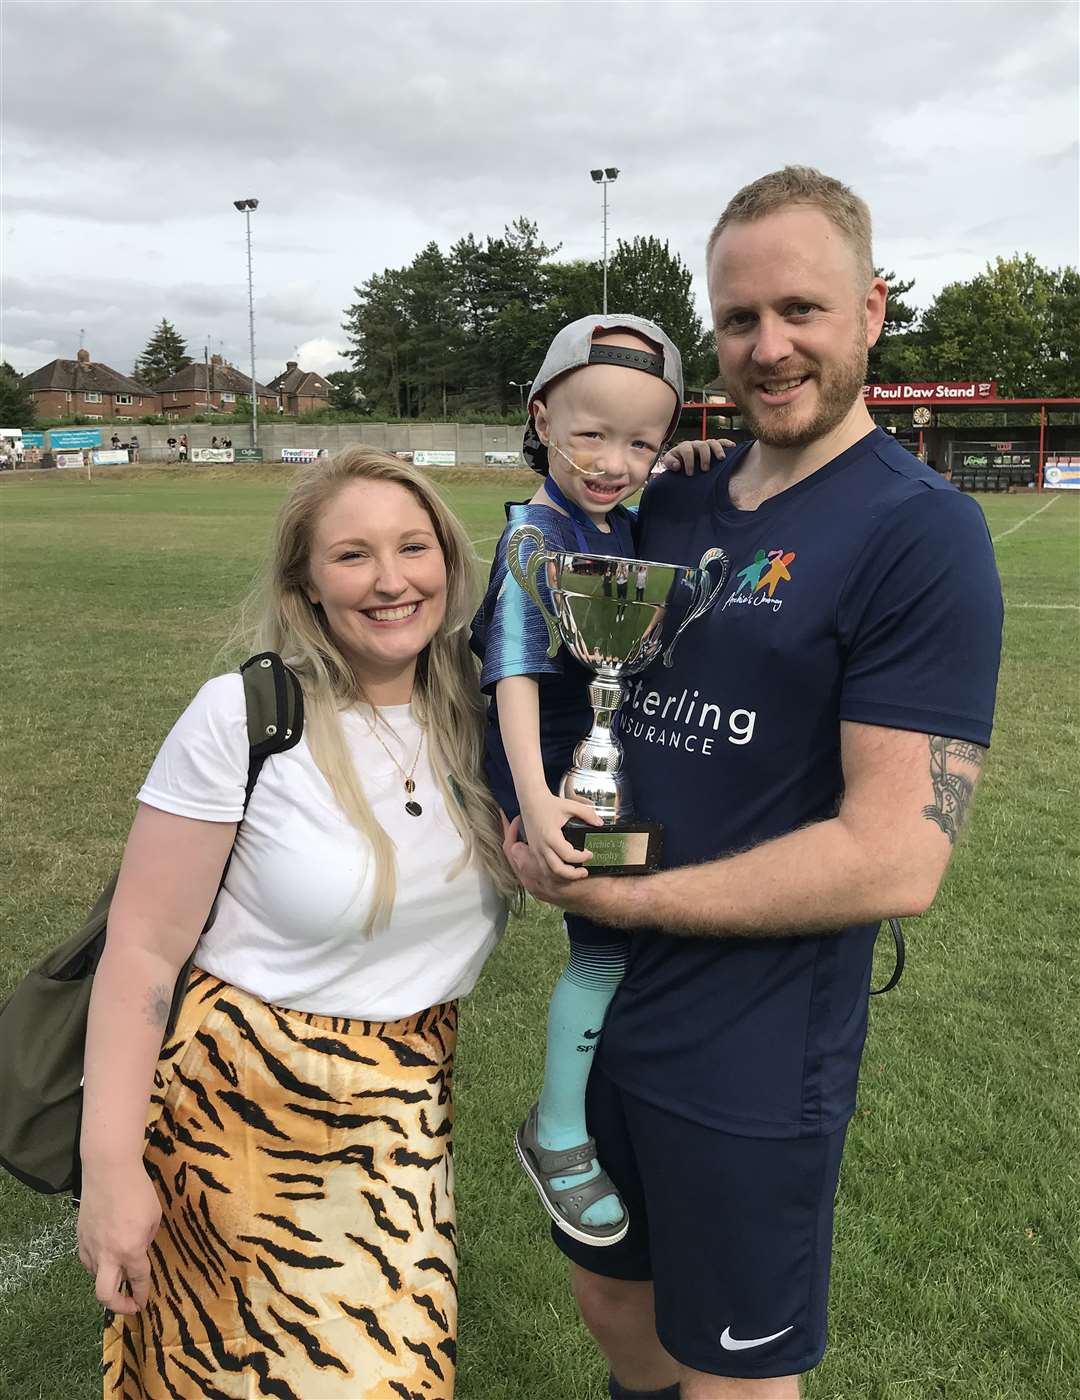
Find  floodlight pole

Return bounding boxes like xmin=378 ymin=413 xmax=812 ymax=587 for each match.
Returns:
xmin=602 ymin=181 xmax=610 ymax=314
xmin=234 ymin=198 xmax=259 ymax=448
xmin=590 ymin=168 xmax=619 ymax=314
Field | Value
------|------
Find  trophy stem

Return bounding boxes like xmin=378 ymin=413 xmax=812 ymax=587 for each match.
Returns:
xmin=560 ymin=671 xmax=630 ymax=824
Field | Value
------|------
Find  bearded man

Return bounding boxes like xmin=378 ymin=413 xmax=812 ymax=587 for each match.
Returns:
xmin=504 ymin=167 xmax=1004 ymax=1400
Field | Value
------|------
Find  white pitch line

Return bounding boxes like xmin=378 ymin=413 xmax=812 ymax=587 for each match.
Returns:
xmin=1006 ymin=601 xmax=1079 ymax=611
xmin=0 ymin=1214 xmax=77 ymax=1298
xmin=991 ymin=495 xmax=1061 ymax=543
xmin=470 ymin=533 xmax=502 ymax=548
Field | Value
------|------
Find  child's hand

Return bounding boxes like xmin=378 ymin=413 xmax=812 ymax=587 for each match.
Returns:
xmin=521 ymin=790 xmax=603 ymax=880
xmin=661 ymin=438 xmax=736 ymax=475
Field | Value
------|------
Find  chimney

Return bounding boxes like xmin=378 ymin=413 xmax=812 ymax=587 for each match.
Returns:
xmin=76 ymin=348 xmax=90 ymax=363
xmin=286 ymin=360 xmax=298 ymax=371
xmin=211 ymin=354 xmax=223 ymax=366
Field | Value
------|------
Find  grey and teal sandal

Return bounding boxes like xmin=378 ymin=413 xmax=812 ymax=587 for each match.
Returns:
xmin=514 ymin=1103 xmax=629 ymax=1247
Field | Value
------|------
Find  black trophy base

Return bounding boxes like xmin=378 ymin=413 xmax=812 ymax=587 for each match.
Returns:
xmin=562 ymin=818 xmax=664 ymax=876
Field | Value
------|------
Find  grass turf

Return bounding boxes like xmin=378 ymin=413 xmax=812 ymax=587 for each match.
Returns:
xmin=0 ymin=470 xmax=1077 ymax=1399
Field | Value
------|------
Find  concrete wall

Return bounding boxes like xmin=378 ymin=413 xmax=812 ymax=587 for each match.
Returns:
xmin=57 ymin=421 xmax=525 ymax=464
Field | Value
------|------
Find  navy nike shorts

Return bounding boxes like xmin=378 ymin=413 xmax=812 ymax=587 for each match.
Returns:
xmin=552 ymin=1061 xmax=848 ymax=1379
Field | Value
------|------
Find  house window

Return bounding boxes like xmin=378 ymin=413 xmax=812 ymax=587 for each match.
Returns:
xmin=85 ymin=415 xmax=103 ymax=421
xmin=115 ymin=394 xmax=133 ymax=405
xmin=84 ymin=391 xmax=102 ymax=403
xmin=221 ymin=392 xmax=236 ymax=403
xmin=116 ymin=415 xmax=134 ymax=422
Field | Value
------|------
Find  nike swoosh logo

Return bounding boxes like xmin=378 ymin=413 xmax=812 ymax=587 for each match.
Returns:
xmin=720 ymin=1325 xmax=794 ymax=1351
xmin=582 ymin=1029 xmax=602 ymax=1040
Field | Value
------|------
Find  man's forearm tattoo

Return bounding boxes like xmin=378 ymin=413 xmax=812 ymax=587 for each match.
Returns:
xmin=923 ymin=736 xmax=985 ymax=845
xmin=144 ymin=983 xmax=171 ymax=1029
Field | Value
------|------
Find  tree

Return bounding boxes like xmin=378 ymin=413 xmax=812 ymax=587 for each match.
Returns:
xmin=446 ymin=217 xmax=559 ymax=414
xmin=877 ymin=255 xmax=1080 ymax=396
xmin=543 ymin=259 xmax=604 ymax=330
xmin=133 ymin=319 xmax=192 ymax=385
xmin=342 ymin=267 xmax=412 ymax=416
xmin=325 ymin=369 xmax=368 ymax=412
xmin=605 ymin=237 xmax=713 ymax=389
xmin=0 ymin=362 xmax=35 ymax=426
xmin=867 ymin=268 xmax=918 ymax=383
xmin=343 ymin=218 xmax=559 ymax=418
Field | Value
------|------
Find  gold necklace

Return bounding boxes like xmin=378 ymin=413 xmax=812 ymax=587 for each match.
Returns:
xmin=363 ymin=711 xmax=425 ymax=817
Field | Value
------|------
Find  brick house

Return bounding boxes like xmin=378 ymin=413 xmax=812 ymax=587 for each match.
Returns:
xmin=154 ymin=354 xmax=276 ymax=419
xmin=267 ymin=361 xmax=331 ymax=415
xmin=24 ymin=348 xmax=160 ymax=421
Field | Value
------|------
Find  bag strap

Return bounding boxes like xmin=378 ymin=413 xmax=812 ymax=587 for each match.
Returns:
xmin=870 ymin=917 xmax=906 ymax=996
xmin=163 ymin=654 xmax=303 ymax=1038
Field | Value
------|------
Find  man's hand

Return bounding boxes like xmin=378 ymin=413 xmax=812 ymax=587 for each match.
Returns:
xmin=661 ymin=438 xmax=736 ymax=475
xmin=502 ymin=815 xmax=628 ymax=920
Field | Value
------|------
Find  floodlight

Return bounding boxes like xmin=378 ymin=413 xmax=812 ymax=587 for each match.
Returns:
xmin=604 ymin=168 xmax=619 ymax=181
xmin=590 ymin=169 xmax=603 ymax=182
xmin=233 ymin=200 xmax=246 ymax=211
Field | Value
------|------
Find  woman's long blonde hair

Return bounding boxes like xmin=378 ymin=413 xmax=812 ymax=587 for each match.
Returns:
xmin=237 ymin=447 xmax=519 ymax=930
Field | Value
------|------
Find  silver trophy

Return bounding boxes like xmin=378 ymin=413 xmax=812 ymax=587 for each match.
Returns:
xmin=506 ymin=525 xmax=729 ymax=875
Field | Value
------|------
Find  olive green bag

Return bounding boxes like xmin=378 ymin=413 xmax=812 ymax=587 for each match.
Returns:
xmin=0 ymin=653 xmax=303 ymax=1196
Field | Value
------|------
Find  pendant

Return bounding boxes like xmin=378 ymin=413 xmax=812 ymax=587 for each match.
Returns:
xmin=405 ymin=800 xmax=423 ymax=817
xmin=404 ymin=778 xmax=416 ymax=794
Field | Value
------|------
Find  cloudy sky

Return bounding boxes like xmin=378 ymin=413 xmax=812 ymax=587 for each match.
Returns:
xmin=3 ymin=1 xmax=1077 ymax=385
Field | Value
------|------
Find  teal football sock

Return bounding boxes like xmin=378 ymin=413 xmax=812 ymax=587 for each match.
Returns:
xmin=537 ymin=941 xmax=628 ymax=1229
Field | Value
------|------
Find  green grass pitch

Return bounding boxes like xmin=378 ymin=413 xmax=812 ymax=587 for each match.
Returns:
xmin=1 ymin=468 xmax=1077 ymax=1399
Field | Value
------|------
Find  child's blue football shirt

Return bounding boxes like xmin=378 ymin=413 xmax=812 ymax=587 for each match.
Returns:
xmin=470 ymin=501 xmax=635 ymax=817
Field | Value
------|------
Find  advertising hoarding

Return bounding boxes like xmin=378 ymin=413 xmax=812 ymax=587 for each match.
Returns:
xmin=55 ymin=452 xmax=86 ymax=469
xmin=50 ymin=429 xmax=104 ymax=449
xmin=413 ymin=450 xmax=456 ymax=467
xmin=191 ymin=448 xmax=235 ymax=463
xmin=90 ymin=449 xmax=130 ymax=466
xmin=235 ymin=447 xmax=264 ymax=462
xmin=483 ymin=451 xmax=522 ymax=465
xmin=1043 ymin=458 xmax=1080 ymax=490
xmin=281 ymin=448 xmax=329 ymax=463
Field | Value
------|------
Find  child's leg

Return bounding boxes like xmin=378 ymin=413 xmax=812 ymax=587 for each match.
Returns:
xmin=537 ymin=933 xmax=629 ymax=1228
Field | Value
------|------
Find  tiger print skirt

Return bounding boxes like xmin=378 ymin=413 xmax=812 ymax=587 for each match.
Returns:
xmin=103 ymin=968 xmax=460 ymax=1400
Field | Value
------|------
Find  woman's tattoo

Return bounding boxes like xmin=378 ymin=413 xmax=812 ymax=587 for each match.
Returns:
xmin=144 ymin=983 xmax=171 ymax=1029
xmin=923 ymin=736 xmax=985 ymax=845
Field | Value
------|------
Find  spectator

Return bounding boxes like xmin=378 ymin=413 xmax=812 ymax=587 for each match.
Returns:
xmin=110 ymin=433 xmax=121 ymax=450
xmin=179 ymin=434 xmax=188 ymax=462
xmin=211 ymin=436 xmax=219 ymax=449
xmin=129 ymin=435 xmax=140 ymax=463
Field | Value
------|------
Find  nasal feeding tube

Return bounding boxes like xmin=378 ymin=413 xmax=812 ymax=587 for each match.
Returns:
xmin=547 ymin=438 xmax=607 ymax=479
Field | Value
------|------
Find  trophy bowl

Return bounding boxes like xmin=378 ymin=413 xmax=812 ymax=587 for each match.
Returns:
xmin=506 ymin=525 xmax=729 ymax=874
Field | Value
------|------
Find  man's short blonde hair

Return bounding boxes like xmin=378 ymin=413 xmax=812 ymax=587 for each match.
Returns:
xmin=706 ymin=166 xmax=874 ymax=287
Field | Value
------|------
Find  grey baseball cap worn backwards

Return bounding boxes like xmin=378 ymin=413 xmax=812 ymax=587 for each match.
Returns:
xmin=522 ymin=313 xmax=685 ymax=476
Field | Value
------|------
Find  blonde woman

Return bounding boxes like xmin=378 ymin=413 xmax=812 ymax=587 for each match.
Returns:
xmin=77 ymin=448 xmax=517 ymax=1399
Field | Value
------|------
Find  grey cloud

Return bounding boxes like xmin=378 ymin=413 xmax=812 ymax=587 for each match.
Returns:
xmin=3 ymin=1 xmax=1076 ymax=377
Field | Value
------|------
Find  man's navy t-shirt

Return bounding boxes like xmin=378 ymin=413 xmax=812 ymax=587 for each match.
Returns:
xmin=592 ymin=428 xmax=1003 ymax=1139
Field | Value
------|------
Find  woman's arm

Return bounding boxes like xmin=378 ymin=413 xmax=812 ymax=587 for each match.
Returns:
xmin=496 ymin=675 xmax=600 ymax=879
xmin=77 ymin=803 xmax=236 ymax=1314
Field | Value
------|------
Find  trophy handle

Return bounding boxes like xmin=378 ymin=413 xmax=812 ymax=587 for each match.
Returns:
xmin=505 ymin=524 xmax=562 ymax=659
xmin=661 ymin=547 xmax=730 ymax=668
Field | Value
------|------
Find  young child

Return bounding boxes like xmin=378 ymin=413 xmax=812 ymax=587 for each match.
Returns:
xmin=471 ymin=314 xmax=685 ymax=1245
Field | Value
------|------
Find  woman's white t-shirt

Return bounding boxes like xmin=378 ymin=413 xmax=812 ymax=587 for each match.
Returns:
xmin=137 ymin=674 xmax=506 ymax=1020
